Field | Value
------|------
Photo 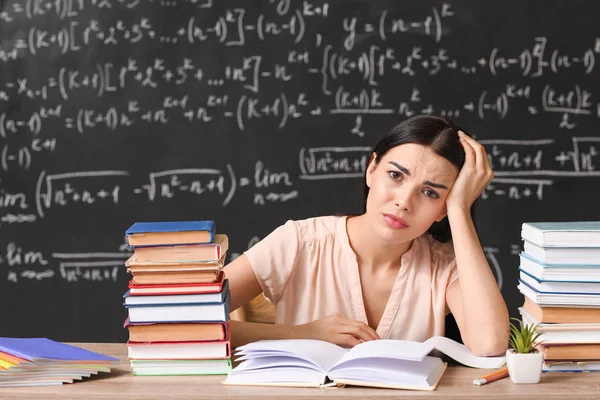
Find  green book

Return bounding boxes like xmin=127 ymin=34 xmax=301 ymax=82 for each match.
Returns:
xmin=131 ymin=358 xmax=232 ymax=376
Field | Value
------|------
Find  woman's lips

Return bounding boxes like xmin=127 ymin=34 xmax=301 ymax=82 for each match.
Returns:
xmin=383 ymin=213 xmax=409 ymax=229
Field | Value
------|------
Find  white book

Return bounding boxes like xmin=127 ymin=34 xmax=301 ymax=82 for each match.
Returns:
xmin=518 ymin=281 xmax=600 ymax=306
xmin=519 ymin=270 xmax=600 ymax=294
xmin=519 ymin=253 xmax=600 ymax=282
xmin=127 ymin=341 xmax=229 ymax=360
xmin=519 ymin=307 xmax=600 ymax=329
xmin=0 ymin=380 xmax=67 ymax=387
xmin=223 ymin=337 xmax=505 ymax=390
xmin=123 ymin=291 xmax=226 ymax=306
xmin=523 ymin=241 xmax=600 ymax=265
xmin=522 ymin=221 xmax=600 ymax=247
xmin=519 ymin=308 xmax=600 ymax=344
xmin=126 ymin=299 xmax=229 ymax=323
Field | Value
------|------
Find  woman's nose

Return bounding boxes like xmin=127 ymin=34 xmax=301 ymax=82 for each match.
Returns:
xmin=394 ymin=188 xmax=415 ymax=212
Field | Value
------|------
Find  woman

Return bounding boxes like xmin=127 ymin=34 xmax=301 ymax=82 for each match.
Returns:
xmin=224 ymin=115 xmax=509 ymax=356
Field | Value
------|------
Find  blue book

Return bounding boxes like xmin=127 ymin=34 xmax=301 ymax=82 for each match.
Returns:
xmin=521 ymin=221 xmax=600 ymax=247
xmin=519 ymin=269 xmax=600 ymax=294
xmin=125 ymin=221 xmax=215 ymax=246
xmin=519 ymin=252 xmax=600 ymax=282
xmin=0 ymin=338 xmax=119 ymax=363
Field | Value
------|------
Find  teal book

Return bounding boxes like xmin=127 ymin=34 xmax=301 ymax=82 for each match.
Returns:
xmin=521 ymin=221 xmax=600 ymax=247
xmin=126 ymin=221 xmax=215 ymax=246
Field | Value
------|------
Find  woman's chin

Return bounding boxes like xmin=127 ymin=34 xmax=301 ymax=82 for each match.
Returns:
xmin=375 ymin=224 xmax=412 ymax=244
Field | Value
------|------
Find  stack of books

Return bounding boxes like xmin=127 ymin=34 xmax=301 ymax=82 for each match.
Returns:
xmin=123 ymin=221 xmax=232 ymax=376
xmin=517 ymin=221 xmax=600 ymax=372
xmin=0 ymin=337 xmax=119 ymax=387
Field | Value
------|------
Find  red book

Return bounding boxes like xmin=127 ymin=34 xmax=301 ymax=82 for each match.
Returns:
xmin=128 ymin=271 xmax=225 ymax=295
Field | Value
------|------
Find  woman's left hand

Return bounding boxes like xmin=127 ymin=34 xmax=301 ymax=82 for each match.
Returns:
xmin=446 ymin=131 xmax=494 ymax=212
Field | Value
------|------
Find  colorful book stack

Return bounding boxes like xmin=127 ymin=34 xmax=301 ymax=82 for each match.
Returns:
xmin=517 ymin=221 xmax=600 ymax=373
xmin=123 ymin=221 xmax=232 ymax=376
xmin=0 ymin=337 xmax=119 ymax=387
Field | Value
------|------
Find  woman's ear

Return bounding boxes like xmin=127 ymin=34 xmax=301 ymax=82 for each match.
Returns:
xmin=365 ymin=153 xmax=378 ymax=188
xmin=435 ymin=207 xmax=447 ymax=222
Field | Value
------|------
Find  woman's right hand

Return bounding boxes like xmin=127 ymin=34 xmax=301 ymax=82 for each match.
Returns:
xmin=298 ymin=313 xmax=380 ymax=347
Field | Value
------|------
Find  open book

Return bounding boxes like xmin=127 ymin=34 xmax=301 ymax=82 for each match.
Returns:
xmin=223 ymin=336 xmax=506 ymax=391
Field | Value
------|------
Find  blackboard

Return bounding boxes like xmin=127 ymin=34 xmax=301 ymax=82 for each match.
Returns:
xmin=1 ymin=0 xmax=599 ymax=342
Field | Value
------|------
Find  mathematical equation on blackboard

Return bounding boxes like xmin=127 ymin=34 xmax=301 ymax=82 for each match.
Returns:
xmin=1 ymin=0 xmax=599 ymax=287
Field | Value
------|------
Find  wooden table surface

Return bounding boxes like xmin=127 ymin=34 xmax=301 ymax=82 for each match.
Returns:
xmin=1 ymin=343 xmax=598 ymax=399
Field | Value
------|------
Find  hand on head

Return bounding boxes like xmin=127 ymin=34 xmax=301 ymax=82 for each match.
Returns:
xmin=445 ymin=130 xmax=494 ymax=212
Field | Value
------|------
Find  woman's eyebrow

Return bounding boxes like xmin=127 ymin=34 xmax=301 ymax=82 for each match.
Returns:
xmin=388 ymin=161 xmax=411 ymax=175
xmin=388 ymin=161 xmax=448 ymax=190
xmin=423 ymin=180 xmax=448 ymax=190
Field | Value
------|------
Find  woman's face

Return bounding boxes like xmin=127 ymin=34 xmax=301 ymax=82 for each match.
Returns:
xmin=365 ymin=143 xmax=459 ymax=243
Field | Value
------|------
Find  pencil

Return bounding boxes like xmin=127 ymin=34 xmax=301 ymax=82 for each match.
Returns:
xmin=473 ymin=368 xmax=509 ymax=386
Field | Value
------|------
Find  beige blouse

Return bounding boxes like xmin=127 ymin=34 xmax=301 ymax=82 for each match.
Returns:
xmin=244 ymin=215 xmax=458 ymax=342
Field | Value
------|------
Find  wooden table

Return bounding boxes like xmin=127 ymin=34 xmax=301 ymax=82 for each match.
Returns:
xmin=1 ymin=343 xmax=598 ymax=399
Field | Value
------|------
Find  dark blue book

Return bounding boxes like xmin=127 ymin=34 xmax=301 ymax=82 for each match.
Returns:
xmin=125 ymin=221 xmax=215 ymax=246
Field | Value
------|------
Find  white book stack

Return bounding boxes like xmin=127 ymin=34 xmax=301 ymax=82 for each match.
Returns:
xmin=518 ymin=222 xmax=600 ymax=372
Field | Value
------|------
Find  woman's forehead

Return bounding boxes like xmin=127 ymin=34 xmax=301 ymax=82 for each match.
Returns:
xmin=381 ymin=144 xmax=459 ymax=179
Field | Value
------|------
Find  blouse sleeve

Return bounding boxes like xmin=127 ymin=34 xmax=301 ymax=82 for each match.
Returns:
xmin=446 ymin=258 xmax=459 ymax=290
xmin=243 ymin=220 xmax=299 ymax=304
xmin=430 ymin=239 xmax=459 ymax=316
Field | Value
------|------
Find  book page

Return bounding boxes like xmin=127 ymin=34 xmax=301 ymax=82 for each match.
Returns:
xmin=235 ymin=339 xmax=347 ymax=372
xmin=330 ymin=337 xmax=505 ymax=370
xmin=424 ymin=336 xmax=506 ymax=368
xmin=232 ymin=356 xmax=321 ymax=373
xmin=331 ymin=339 xmax=430 ymax=369
xmin=329 ymin=357 xmax=446 ymax=390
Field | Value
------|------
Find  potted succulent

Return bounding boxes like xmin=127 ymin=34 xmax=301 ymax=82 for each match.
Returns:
xmin=506 ymin=317 xmax=544 ymax=384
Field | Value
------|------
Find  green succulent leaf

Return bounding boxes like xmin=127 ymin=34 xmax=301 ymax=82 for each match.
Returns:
xmin=508 ymin=317 xmax=544 ymax=353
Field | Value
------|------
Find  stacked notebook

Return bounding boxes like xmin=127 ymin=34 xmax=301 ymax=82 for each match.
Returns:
xmin=0 ymin=337 xmax=119 ymax=387
xmin=517 ymin=221 xmax=600 ymax=372
xmin=124 ymin=221 xmax=232 ymax=376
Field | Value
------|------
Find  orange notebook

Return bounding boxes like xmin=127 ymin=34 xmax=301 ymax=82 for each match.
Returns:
xmin=131 ymin=269 xmax=221 ymax=285
xmin=0 ymin=350 xmax=29 ymax=364
xmin=132 ymin=234 xmax=228 ymax=263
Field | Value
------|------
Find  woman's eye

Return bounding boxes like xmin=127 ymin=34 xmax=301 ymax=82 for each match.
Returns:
xmin=424 ymin=189 xmax=440 ymax=199
xmin=388 ymin=171 xmax=402 ymax=180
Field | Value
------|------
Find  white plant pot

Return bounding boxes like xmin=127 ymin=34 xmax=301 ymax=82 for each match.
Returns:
xmin=506 ymin=349 xmax=543 ymax=384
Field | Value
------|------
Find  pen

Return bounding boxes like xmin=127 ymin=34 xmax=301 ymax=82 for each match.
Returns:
xmin=473 ymin=368 xmax=509 ymax=386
